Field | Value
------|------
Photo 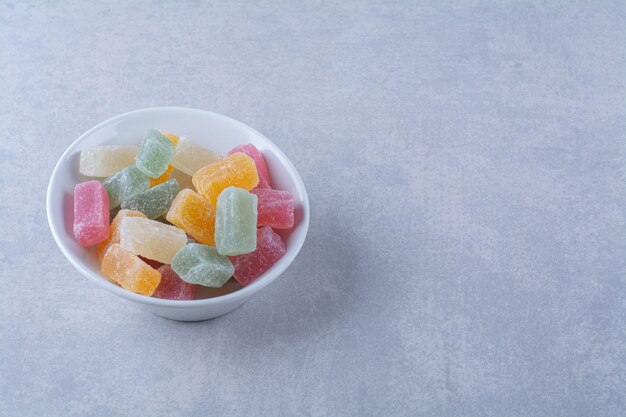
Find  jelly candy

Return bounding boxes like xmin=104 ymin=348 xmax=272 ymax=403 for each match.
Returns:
xmin=97 ymin=209 xmax=146 ymax=261
xmin=118 ymin=216 xmax=187 ymax=264
xmin=230 ymin=226 xmax=286 ymax=286
xmin=192 ymin=153 xmax=259 ymax=206
xmin=252 ymin=189 xmax=294 ymax=229
xmin=161 ymin=132 xmax=179 ymax=145
xmin=121 ymin=179 xmax=179 ymax=219
xmin=165 ymin=188 xmax=216 ymax=245
xmin=135 ymin=128 xmax=175 ymax=178
xmin=148 ymin=132 xmax=179 ymax=187
xmin=102 ymin=166 xmax=150 ymax=208
xmin=171 ymin=243 xmax=234 ymax=287
xmin=139 ymin=256 xmax=162 ymax=269
xmin=101 ymin=243 xmax=161 ymax=296
xmin=73 ymin=180 xmax=110 ymax=246
xmin=170 ymin=136 xmax=222 ymax=176
xmin=169 ymin=168 xmax=195 ymax=190
xmin=153 ymin=265 xmax=197 ymax=300
xmin=215 ymin=187 xmax=257 ymax=256
xmin=79 ymin=145 xmax=138 ymax=178
xmin=228 ymin=144 xmax=270 ymax=189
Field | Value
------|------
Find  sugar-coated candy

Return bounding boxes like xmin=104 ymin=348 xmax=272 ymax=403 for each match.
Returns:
xmin=121 ymin=179 xmax=179 ymax=219
xmin=252 ymin=189 xmax=294 ymax=229
xmin=165 ymin=189 xmax=216 ymax=245
xmin=118 ymin=216 xmax=187 ymax=264
xmin=169 ymin=168 xmax=195 ymax=190
xmin=79 ymin=145 xmax=138 ymax=178
xmin=97 ymin=209 xmax=146 ymax=260
xmin=171 ymin=136 xmax=222 ymax=176
xmin=161 ymin=132 xmax=179 ymax=145
xmin=135 ymin=129 xmax=175 ymax=178
xmin=139 ymin=256 xmax=162 ymax=269
xmin=215 ymin=187 xmax=258 ymax=256
xmin=103 ymin=166 xmax=150 ymax=208
xmin=192 ymin=153 xmax=259 ymax=206
xmin=228 ymin=144 xmax=270 ymax=189
xmin=230 ymin=226 xmax=286 ymax=286
xmin=153 ymin=265 xmax=197 ymax=300
xmin=148 ymin=132 xmax=179 ymax=187
xmin=171 ymin=243 xmax=234 ymax=287
xmin=73 ymin=180 xmax=110 ymax=246
xmin=101 ymin=243 xmax=161 ymax=296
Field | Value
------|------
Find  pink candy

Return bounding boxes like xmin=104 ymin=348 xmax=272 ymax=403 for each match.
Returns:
xmin=73 ymin=180 xmax=110 ymax=246
xmin=228 ymin=144 xmax=271 ymax=189
xmin=252 ymin=188 xmax=294 ymax=229
xmin=230 ymin=226 xmax=286 ymax=286
xmin=153 ymin=265 xmax=197 ymax=300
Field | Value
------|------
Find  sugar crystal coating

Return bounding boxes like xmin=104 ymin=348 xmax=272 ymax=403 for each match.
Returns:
xmin=121 ymin=179 xmax=179 ymax=219
xmin=171 ymin=136 xmax=222 ymax=176
xmin=252 ymin=188 xmax=294 ymax=229
xmin=215 ymin=187 xmax=258 ymax=256
xmin=118 ymin=216 xmax=187 ymax=264
xmin=73 ymin=180 xmax=110 ymax=246
xmin=230 ymin=226 xmax=286 ymax=286
xmin=79 ymin=145 xmax=138 ymax=178
xmin=135 ymin=128 xmax=175 ymax=178
xmin=153 ymin=265 xmax=197 ymax=300
xmin=97 ymin=209 xmax=146 ymax=261
xmin=148 ymin=132 xmax=179 ymax=187
xmin=171 ymin=243 xmax=234 ymax=287
xmin=102 ymin=166 xmax=150 ymax=208
xmin=192 ymin=153 xmax=259 ymax=206
xmin=228 ymin=144 xmax=271 ymax=189
xmin=101 ymin=243 xmax=161 ymax=296
xmin=166 ymin=188 xmax=216 ymax=245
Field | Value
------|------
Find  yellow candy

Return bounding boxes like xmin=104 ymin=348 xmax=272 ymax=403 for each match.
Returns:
xmin=149 ymin=132 xmax=179 ymax=187
xmin=192 ymin=153 xmax=259 ymax=206
xmin=97 ymin=209 xmax=146 ymax=261
xmin=101 ymin=244 xmax=161 ymax=296
xmin=166 ymin=189 xmax=216 ymax=246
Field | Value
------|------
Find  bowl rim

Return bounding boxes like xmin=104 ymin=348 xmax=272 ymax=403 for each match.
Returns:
xmin=46 ymin=106 xmax=310 ymax=308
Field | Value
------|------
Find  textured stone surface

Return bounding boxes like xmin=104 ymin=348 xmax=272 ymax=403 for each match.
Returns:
xmin=1 ymin=1 xmax=625 ymax=416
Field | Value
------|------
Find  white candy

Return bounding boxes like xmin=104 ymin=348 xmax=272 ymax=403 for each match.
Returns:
xmin=170 ymin=137 xmax=222 ymax=176
xmin=79 ymin=145 xmax=138 ymax=177
xmin=118 ymin=217 xmax=187 ymax=264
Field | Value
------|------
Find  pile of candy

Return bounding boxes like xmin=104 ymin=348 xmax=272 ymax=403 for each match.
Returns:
xmin=73 ymin=129 xmax=294 ymax=300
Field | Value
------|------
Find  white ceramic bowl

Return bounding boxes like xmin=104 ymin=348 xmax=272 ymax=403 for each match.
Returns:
xmin=47 ymin=107 xmax=309 ymax=321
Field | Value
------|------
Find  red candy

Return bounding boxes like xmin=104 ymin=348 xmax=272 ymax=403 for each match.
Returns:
xmin=252 ymin=189 xmax=294 ymax=229
xmin=230 ymin=226 xmax=286 ymax=286
xmin=228 ymin=144 xmax=271 ymax=189
xmin=152 ymin=265 xmax=197 ymax=300
xmin=139 ymin=256 xmax=162 ymax=270
xmin=73 ymin=180 xmax=110 ymax=246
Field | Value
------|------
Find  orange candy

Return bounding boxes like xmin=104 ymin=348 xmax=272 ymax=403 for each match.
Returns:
xmin=166 ymin=189 xmax=216 ymax=245
xmin=192 ymin=153 xmax=259 ymax=206
xmin=101 ymin=243 xmax=161 ymax=296
xmin=97 ymin=209 xmax=147 ymax=261
xmin=149 ymin=132 xmax=179 ymax=187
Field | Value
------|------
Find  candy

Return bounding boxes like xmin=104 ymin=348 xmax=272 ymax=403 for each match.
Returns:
xmin=171 ymin=243 xmax=234 ymax=287
xmin=161 ymin=132 xmax=179 ymax=145
xmin=252 ymin=189 xmax=294 ymax=229
xmin=101 ymin=243 xmax=161 ymax=296
xmin=121 ymin=179 xmax=179 ymax=219
xmin=192 ymin=153 xmax=259 ymax=206
xmin=153 ymin=265 xmax=197 ymax=300
xmin=73 ymin=180 xmax=110 ymax=246
xmin=215 ymin=187 xmax=258 ymax=256
xmin=165 ymin=189 xmax=216 ymax=245
xmin=102 ymin=166 xmax=150 ymax=208
xmin=169 ymin=169 xmax=195 ymax=190
xmin=97 ymin=209 xmax=146 ymax=261
xmin=135 ymin=128 xmax=175 ymax=178
xmin=140 ymin=256 xmax=162 ymax=269
xmin=79 ymin=145 xmax=138 ymax=178
xmin=171 ymin=136 xmax=222 ymax=176
xmin=148 ymin=132 xmax=179 ymax=187
xmin=228 ymin=144 xmax=270 ymax=189
xmin=230 ymin=226 xmax=286 ymax=286
xmin=118 ymin=216 xmax=187 ymax=264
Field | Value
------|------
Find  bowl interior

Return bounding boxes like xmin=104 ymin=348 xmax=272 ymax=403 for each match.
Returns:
xmin=47 ymin=107 xmax=309 ymax=305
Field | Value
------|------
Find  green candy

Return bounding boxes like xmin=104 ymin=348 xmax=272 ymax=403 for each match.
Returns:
xmin=215 ymin=187 xmax=258 ymax=256
xmin=135 ymin=129 xmax=174 ymax=178
xmin=121 ymin=179 xmax=179 ymax=219
xmin=171 ymin=243 xmax=234 ymax=287
xmin=102 ymin=166 xmax=150 ymax=208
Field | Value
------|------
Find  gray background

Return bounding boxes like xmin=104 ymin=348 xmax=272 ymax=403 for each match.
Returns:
xmin=1 ymin=1 xmax=625 ymax=416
